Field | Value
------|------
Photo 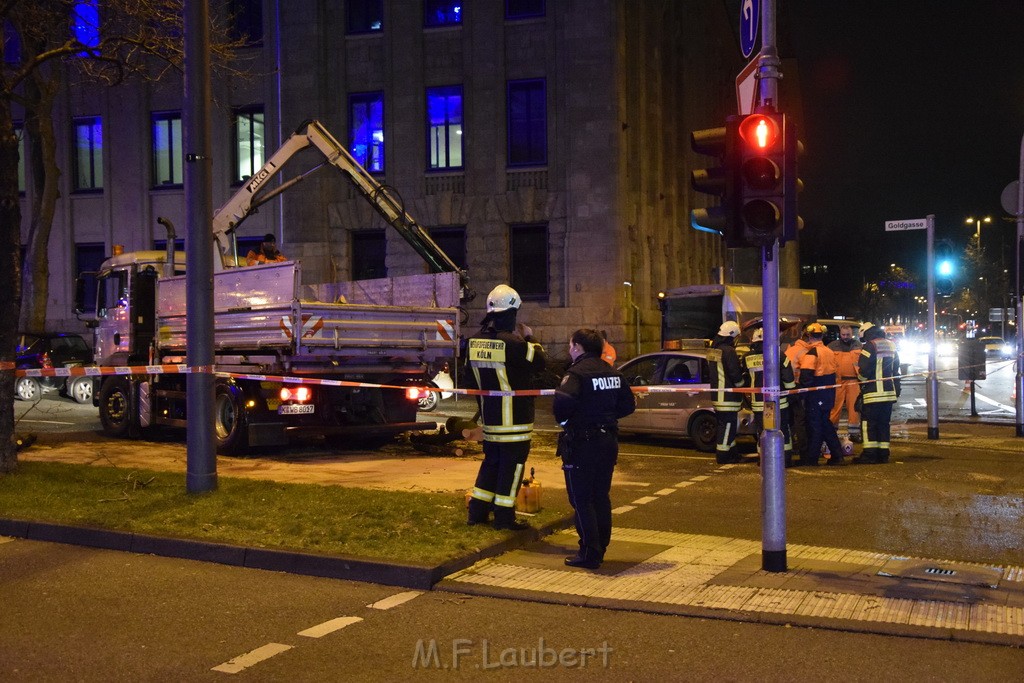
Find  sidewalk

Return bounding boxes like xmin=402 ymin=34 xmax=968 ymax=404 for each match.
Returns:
xmin=5 ymin=415 xmax=1024 ymax=647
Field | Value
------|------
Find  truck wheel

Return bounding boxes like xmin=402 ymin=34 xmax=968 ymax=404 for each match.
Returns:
xmin=214 ymin=383 xmax=249 ymax=455
xmin=15 ymin=377 xmax=41 ymax=402
xmin=689 ymin=412 xmax=718 ymax=453
xmin=99 ymin=378 xmax=134 ymax=438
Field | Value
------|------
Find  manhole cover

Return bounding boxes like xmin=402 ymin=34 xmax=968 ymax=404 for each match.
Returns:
xmin=877 ymin=557 xmax=1002 ymax=588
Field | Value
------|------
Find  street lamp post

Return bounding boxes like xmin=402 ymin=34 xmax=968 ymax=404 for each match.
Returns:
xmin=966 ymin=215 xmax=992 ymax=249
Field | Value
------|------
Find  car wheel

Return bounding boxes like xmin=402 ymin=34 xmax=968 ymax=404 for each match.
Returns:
xmin=68 ymin=377 xmax=94 ymax=404
xmin=15 ymin=377 xmax=41 ymax=402
xmin=418 ymin=385 xmax=440 ymax=412
xmin=689 ymin=412 xmax=718 ymax=453
xmin=214 ymin=382 xmax=249 ymax=455
xmin=98 ymin=378 xmax=134 ymax=438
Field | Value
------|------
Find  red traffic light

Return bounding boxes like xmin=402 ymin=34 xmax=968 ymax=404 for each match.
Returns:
xmin=738 ymin=114 xmax=780 ymax=153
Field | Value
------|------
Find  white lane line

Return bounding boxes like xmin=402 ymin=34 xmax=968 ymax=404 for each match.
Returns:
xmin=690 ymin=475 xmax=710 ymax=482
xmin=367 ymin=591 xmax=422 ymax=610
xmin=611 ymin=505 xmax=636 ymax=515
xmin=973 ymin=393 xmax=1015 ymax=413
xmin=916 ymin=398 xmax=926 ymax=406
xmin=0 ymin=537 xmax=14 ymax=545
xmin=212 ymin=643 xmax=293 ymax=674
xmin=298 ymin=616 xmax=363 ymax=638
xmin=673 ymin=481 xmax=695 ymax=488
xmin=654 ymin=488 xmax=676 ymax=496
xmin=944 ymin=381 xmax=959 ymax=387
xmin=12 ymin=419 xmax=75 ymax=425
xmin=630 ymin=496 xmax=659 ymax=505
xmin=900 ymin=404 xmax=916 ymax=409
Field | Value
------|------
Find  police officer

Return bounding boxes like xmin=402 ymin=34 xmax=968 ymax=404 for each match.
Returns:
xmin=742 ymin=327 xmax=795 ymax=467
xmin=709 ymin=320 xmax=745 ymax=464
xmin=856 ymin=323 xmax=901 ymax=464
xmin=553 ymin=328 xmax=636 ymax=569
xmin=797 ymin=323 xmax=846 ymax=466
xmin=466 ymin=284 xmax=546 ymax=530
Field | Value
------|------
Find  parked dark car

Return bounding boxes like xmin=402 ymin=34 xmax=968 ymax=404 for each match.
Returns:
xmin=15 ymin=332 xmax=94 ymax=403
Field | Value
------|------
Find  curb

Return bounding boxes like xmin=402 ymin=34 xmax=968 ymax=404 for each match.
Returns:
xmin=0 ymin=514 xmax=574 ymax=591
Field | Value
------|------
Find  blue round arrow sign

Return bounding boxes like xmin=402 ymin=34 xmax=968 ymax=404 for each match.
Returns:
xmin=740 ymin=0 xmax=761 ymax=58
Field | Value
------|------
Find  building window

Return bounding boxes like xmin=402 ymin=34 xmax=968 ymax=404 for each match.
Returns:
xmin=72 ymin=116 xmax=103 ymax=191
xmin=347 ymin=0 xmax=383 ymax=33
xmin=507 ymin=79 xmax=546 ymax=166
xmin=72 ymin=1 xmax=100 ymax=53
xmin=3 ymin=20 xmax=20 ymax=63
xmin=152 ymin=112 xmax=183 ymax=187
xmin=424 ymin=1 xmax=462 ymax=27
xmin=506 ymin=0 xmax=545 ymax=19
xmin=428 ymin=226 xmax=467 ymax=271
xmin=349 ymin=92 xmax=384 ymax=173
xmin=352 ymin=230 xmax=387 ymax=280
xmin=229 ymin=0 xmax=263 ymax=45
xmin=75 ymin=242 xmax=106 ymax=312
xmin=233 ymin=106 xmax=264 ymax=184
xmin=509 ymin=223 xmax=548 ymax=297
xmin=426 ymin=85 xmax=463 ymax=170
xmin=14 ymin=121 xmax=24 ymax=194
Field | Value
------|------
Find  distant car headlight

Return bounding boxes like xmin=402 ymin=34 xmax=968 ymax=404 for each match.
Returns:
xmin=1002 ymin=343 xmax=1013 ymax=356
xmin=937 ymin=342 xmax=955 ymax=356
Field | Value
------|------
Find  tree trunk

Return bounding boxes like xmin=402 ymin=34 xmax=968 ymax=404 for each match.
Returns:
xmin=19 ymin=71 xmax=60 ymax=333
xmin=0 ymin=101 xmax=23 ymax=474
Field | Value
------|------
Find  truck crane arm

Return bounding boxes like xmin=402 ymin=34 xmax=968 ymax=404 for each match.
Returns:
xmin=212 ymin=119 xmax=471 ymax=297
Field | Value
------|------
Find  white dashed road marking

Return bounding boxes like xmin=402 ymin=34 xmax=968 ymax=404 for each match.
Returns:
xmin=212 ymin=643 xmax=293 ymax=674
xmin=0 ymin=536 xmax=14 ymax=545
xmin=654 ymin=488 xmax=676 ymax=496
xmin=367 ymin=591 xmax=422 ymax=610
xmin=611 ymin=505 xmax=636 ymax=515
xmin=630 ymin=496 xmax=659 ymax=505
xmin=690 ymin=475 xmax=710 ymax=482
xmin=297 ymin=616 xmax=363 ymax=638
xmin=673 ymin=481 xmax=694 ymax=488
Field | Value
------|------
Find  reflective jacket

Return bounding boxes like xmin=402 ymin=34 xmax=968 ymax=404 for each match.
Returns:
xmin=467 ymin=327 xmax=546 ymax=442
xmin=858 ymin=337 xmax=901 ymax=404
xmin=553 ymin=353 xmax=636 ymax=430
xmin=708 ymin=335 xmax=744 ymax=411
xmin=796 ymin=340 xmax=838 ymax=387
xmin=827 ymin=338 xmax=863 ymax=380
xmin=742 ymin=342 xmax=793 ymax=412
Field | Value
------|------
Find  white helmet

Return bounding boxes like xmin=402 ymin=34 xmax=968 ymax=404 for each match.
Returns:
xmin=859 ymin=322 xmax=874 ymax=339
xmin=718 ymin=321 xmax=741 ymax=338
xmin=486 ymin=284 xmax=522 ymax=313
xmin=751 ymin=327 xmax=764 ymax=343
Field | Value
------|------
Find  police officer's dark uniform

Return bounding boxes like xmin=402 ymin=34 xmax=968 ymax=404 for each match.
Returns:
xmin=797 ymin=323 xmax=846 ymax=466
xmin=466 ymin=284 xmax=546 ymax=530
xmin=857 ymin=323 xmax=900 ymax=464
xmin=742 ymin=328 xmax=795 ymax=466
xmin=553 ymin=329 xmax=636 ymax=569
xmin=708 ymin=321 xmax=745 ymax=464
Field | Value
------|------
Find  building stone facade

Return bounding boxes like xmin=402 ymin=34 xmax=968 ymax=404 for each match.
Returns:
xmin=22 ymin=0 xmax=799 ymax=361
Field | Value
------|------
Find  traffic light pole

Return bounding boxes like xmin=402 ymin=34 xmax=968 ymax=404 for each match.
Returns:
xmin=756 ymin=0 xmax=786 ymax=573
xmin=1016 ymin=133 xmax=1024 ymax=437
xmin=926 ymin=215 xmax=940 ymax=439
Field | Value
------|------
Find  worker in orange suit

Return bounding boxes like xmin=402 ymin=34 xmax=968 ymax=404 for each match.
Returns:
xmin=827 ymin=324 xmax=862 ymax=442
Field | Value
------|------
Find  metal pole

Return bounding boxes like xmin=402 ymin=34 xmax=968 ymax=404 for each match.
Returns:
xmin=758 ymin=0 xmax=785 ymax=573
xmin=926 ymin=215 xmax=939 ymax=439
xmin=184 ymin=0 xmax=217 ymax=493
xmin=1016 ymin=132 xmax=1024 ymax=437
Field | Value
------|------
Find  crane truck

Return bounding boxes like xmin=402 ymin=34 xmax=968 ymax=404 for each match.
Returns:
xmin=77 ymin=119 xmax=467 ymax=454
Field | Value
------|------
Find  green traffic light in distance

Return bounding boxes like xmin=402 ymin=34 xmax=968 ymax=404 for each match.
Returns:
xmin=937 ymin=260 xmax=953 ymax=276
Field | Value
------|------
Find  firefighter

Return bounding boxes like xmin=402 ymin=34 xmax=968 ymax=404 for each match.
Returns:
xmin=709 ymin=320 xmax=745 ymax=464
xmin=465 ymin=284 xmax=547 ymax=530
xmin=742 ymin=327 xmax=795 ymax=467
xmin=856 ymin=323 xmax=901 ymax=464
xmin=828 ymin=324 xmax=863 ymax=442
xmin=797 ymin=323 xmax=846 ymax=466
xmin=553 ymin=328 xmax=636 ymax=569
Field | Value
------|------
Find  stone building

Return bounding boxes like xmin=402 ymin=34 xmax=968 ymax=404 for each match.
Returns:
xmin=20 ymin=0 xmax=799 ymax=360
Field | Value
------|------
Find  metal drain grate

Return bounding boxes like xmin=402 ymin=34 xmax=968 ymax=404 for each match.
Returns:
xmin=878 ymin=557 xmax=1002 ymax=588
xmin=925 ymin=567 xmax=956 ymax=577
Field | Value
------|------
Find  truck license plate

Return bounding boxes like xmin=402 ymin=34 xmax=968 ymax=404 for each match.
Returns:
xmin=278 ymin=404 xmax=314 ymax=415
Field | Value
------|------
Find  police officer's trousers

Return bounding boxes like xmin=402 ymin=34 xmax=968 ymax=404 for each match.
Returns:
xmin=804 ymin=388 xmax=844 ymax=465
xmin=468 ymin=440 xmax=530 ymax=525
xmin=561 ymin=430 xmax=618 ymax=563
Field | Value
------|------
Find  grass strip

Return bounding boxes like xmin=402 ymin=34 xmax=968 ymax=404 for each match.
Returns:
xmin=0 ymin=461 xmax=569 ymax=565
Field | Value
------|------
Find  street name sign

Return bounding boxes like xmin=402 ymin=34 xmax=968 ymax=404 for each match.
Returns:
xmin=885 ymin=218 xmax=927 ymax=232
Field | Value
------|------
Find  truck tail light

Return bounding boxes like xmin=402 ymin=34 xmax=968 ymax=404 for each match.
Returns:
xmin=280 ymin=386 xmax=311 ymax=402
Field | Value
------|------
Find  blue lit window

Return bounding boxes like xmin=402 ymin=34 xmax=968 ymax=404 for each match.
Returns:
xmin=72 ymin=116 xmax=103 ymax=191
xmin=349 ymin=92 xmax=384 ymax=172
xmin=3 ymin=20 xmax=20 ymax=63
xmin=348 ymin=0 xmax=383 ymax=33
xmin=426 ymin=86 xmax=463 ymax=170
xmin=506 ymin=0 xmax=545 ymax=20
xmin=424 ymin=1 xmax=461 ymax=27
xmin=72 ymin=1 xmax=100 ymax=54
xmin=151 ymin=112 xmax=183 ymax=187
xmin=233 ymin=106 xmax=264 ymax=184
xmin=507 ymin=79 xmax=546 ymax=166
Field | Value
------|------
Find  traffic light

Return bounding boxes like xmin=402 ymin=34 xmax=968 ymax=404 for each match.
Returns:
xmin=729 ymin=111 xmax=798 ymax=248
xmin=689 ymin=125 xmax=733 ymax=236
xmin=935 ymin=240 xmax=956 ymax=297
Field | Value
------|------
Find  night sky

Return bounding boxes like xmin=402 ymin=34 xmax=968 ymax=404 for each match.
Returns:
xmin=776 ymin=1 xmax=1024 ymax=301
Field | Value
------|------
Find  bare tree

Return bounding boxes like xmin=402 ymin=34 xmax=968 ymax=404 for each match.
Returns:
xmin=1 ymin=0 xmax=244 ymax=474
